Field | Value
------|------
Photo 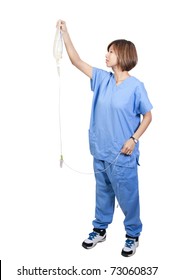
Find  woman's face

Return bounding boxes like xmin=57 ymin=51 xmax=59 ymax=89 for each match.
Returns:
xmin=105 ymin=45 xmax=118 ymax=68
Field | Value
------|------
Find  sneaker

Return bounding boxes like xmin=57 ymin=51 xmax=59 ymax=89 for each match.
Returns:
xmin=121 ymin=236 xmax=139 ymax=257
xmin=82 ymin=228 xmax=106 ymax=249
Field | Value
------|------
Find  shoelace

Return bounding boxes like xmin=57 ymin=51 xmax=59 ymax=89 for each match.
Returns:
xmin=125 ymin=239 xmax=135 ymax=248
xmin=88 ymin=232 xmax=98 ymax=240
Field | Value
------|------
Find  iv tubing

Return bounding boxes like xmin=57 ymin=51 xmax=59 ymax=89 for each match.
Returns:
xmin=54 ymin=25 xmax=121 ymax=175
xmin=58 ymin=68 xmax=63 ymax=168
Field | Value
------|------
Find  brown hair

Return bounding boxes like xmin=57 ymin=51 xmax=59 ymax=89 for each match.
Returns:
xmin=107 ymin=39 xmax=138 ymax=71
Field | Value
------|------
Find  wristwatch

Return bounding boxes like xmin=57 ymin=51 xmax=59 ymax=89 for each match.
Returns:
xmin=130 ymin=136 xmax=138 ymax=144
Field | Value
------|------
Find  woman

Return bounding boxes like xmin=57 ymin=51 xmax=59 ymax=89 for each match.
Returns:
xmin=57 ymin=20 xmax=153 ymax=257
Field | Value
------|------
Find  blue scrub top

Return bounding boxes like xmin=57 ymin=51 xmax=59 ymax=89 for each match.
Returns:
xmin=89 ymin=67 xmax=153 ymax=165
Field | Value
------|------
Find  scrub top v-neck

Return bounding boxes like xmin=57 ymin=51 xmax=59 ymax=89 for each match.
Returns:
xmin=89 ymin=67 xmax=153 ymax=165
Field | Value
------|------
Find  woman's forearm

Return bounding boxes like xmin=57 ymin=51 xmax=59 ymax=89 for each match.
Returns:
xmin=133 ymin=111 xmax=152 ymax=140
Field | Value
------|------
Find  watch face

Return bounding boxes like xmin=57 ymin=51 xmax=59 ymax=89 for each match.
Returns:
xmin=131 ymin=137 xmax=138 ymax=143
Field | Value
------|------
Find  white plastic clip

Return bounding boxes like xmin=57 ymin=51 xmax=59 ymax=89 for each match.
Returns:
xmin=60 ymin=155 xmax=64 ymax=168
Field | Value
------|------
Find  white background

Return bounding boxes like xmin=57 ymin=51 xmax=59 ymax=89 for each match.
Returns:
xmin=0 ymin=0 xmax=172 ymax=279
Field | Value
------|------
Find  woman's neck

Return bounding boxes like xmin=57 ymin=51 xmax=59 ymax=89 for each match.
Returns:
xmin=113 ymin=68 xmax=130 ymax=84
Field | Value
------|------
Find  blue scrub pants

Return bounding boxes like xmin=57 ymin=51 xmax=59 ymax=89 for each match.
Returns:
xmin=92 ymin=158 xmax=142 ymax=238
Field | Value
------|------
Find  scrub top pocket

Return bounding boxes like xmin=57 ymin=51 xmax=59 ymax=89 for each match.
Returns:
xmin=115 ymin=153 xmax=137 ymax=168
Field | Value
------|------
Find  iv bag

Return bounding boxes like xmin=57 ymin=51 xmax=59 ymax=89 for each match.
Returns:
xmin=53 ymin=24 xmax=63 ymax=64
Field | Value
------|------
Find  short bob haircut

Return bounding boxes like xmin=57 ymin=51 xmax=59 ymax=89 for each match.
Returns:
xmin=107 ymin=39 xmax=138 ymax=71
